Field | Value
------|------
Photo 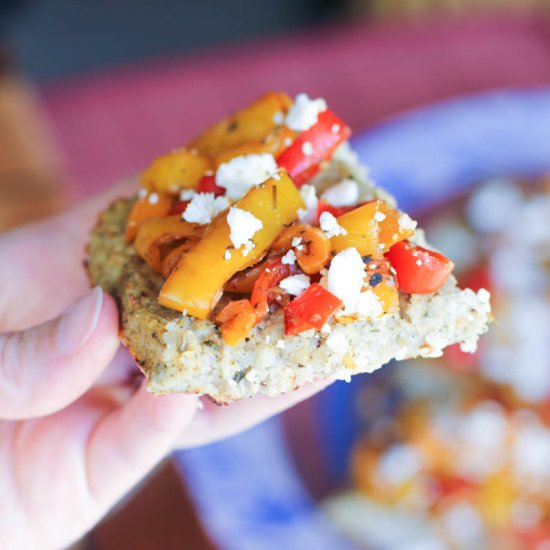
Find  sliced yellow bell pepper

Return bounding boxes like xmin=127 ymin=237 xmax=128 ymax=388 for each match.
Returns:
xmin=330 ymin=200 xmax=415 ymax=256
xmin=188 ymin=91 xmax=293 ymax=158
xmin=159 ymin=169 xmax=304 ymax=318
xmin=141 ymin=149 xmax=212 ymax=194
xmin=124 ymin=192 xmax=172 ymax=243
xmin=134 ymin=215 xmax=204 ymax=273
xmin=214 ymin=126 xmax=297 ymax=167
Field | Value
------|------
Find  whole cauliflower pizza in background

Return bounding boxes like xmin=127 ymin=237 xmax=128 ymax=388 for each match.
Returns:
xmin=87 ymin=92 xmax=491 ymax=404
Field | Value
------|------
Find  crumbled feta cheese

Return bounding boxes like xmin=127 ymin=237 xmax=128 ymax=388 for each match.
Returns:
xmin=276 ymin=339 xmax=286 ymax=349
xmin=327 ymin=248 xmax=365 ymax=313
xmin=285 ymin=93 xmax=327 ymax=132
xmin=321 ymin=179 xmax=359 ymax=207
xmin=284 ymin=137 xmax=293 ymax=147
xmin=331 ymin=123 xmax=340 ymax=134
xmin=326 ymin=330 xmax=348 ymax=354
xmin=138 ymin=188 xmax=148 ymax=199
xmin=216 ymin=154 xmax=277 ymax=200
xmin=320 ymin=211 xmax=347 ymax=237
xmin=415 ymin=259 xmax=422 ymax=266
xmin=374 ymin=210 xmax=386 ymax=222
xmin=291 ymin=237 xmax=304 ymax=251
xmin=398 ymin=212 xmax=417 ymax=232
xmin=297 ymin=184 xmax=319 ymax=223
xmin=179 ymin=189 xmax=196 ymax=201
xmin=148 ymin=192 xmax=159 ymax=204
xmin=302 ymin=141 xmax=313 ymax=156
xmin=227 ymin=207 xmax=263 ymax=250
xmin=279 ymin=274 xmax=310 ymax=296
xmin=477 ymin=288 xmax=491 ymax=303
xmin=182 ymin=193 xmax=230 ymax=224
xmin=273 ymin=111 xmax=284 ymax=125
xmin=355 ymin=290 xmax=383 ymax=318
xmin=321 ymin=323 xmax=332 ymax=334
xmin=224 ymin=249 xmax=232 ymax=260
xmin=281 ymin=249 xmax=296 ymax=265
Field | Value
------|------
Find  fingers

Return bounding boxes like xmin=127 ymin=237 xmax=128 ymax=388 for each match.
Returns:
xmin=85 ymin=382 xmax=197 ymax=512
xmin=176 ymin=378 xmax=333 ymax=448
xmin=0 ymin=179 xmax=137 ymax=331
xmin=0 ymin=288 xmax=120 ymax=420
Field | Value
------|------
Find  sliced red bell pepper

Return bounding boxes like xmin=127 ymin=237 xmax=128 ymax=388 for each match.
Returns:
xmin=284 ymin=283 xmax=342 ymax=336
xmin=250 ymin=257 xmax=297 ymax=322
xmin=316 ymin=199 xmax=357 ymax=223
xmin=276 ymin=110 xmax=351 ymax=187
xmin=198 ymin=174 xmax=225 ymax=196
xmin=385 ymin=240 xmax=454 ymax=294
xmin=168 ymin=199 xmax=190 ymax=215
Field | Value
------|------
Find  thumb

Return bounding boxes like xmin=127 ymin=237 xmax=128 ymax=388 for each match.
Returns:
xmin=0 ymin=287 xmax=120 ymax=420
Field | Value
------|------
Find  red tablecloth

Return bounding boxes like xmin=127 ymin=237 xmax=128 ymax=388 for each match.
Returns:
xmin=39 ymin=16 xmax=550 ymax=198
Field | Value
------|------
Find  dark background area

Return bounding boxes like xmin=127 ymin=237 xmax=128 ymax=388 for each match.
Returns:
xmin=1 ymin=0 xmax=345 ymax=81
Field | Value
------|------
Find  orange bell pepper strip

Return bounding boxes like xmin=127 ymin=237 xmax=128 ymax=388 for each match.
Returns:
xmin=125 ymin=192 xmax=172 ymax=243
xmin=134 ymin=215 xmax=204 ymax=273
xmin=276 ymin=109 xmax=351 ymax=186
xmin=330 ymin=200 xmax=415 ymax=257
xmin=158 ymin=169 xmax=304 ymax=318
xmin=385 ymin=240 xmax=454 ymax=294
xmin=284 ymin=283 xmax=342 ymax=336
xmin=141 ymin=149 xmax=212 ymax=194
xmin=271 ymin=223 xmax=331 ymax=275
xmin=215 ymin=299 xmax=257 ymax=346
xmin=188 ymin=91 xmax=293 ymax=157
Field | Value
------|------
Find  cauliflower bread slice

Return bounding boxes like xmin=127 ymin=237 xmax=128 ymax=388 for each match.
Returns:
xmin=86 ymin=92 xmax=491 ymax=404
xmin=87 ymin=197 xmax=490 ymax=404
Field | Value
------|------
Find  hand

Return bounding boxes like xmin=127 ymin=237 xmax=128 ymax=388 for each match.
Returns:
xmin=0 ymin=182 xmax=330 ymax=549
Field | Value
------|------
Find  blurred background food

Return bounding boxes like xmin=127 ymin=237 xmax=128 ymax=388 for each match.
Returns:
xmin=324 ymin=177 xmax=550 ymax=549
xmin=2 ymin=1 xmax=550 ymax=548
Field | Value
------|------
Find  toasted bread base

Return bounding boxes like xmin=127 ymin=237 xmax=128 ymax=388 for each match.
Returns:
xmin=86 ymin=197 xmax=491 ymax=404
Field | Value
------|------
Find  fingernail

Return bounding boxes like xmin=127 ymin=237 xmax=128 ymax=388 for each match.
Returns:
xmin=57 ymin=287 xmax=104 ymax=354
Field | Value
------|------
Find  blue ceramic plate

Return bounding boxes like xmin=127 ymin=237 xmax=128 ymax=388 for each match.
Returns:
xmin=174 ymin=88 xmax=550 ymax=550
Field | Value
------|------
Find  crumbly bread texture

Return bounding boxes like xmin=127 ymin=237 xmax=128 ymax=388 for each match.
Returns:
xmin=87 ymin=198 xmax=491 ymax=404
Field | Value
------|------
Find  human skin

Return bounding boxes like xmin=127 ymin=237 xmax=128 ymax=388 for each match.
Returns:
xmin=0 ymin=182 xmax=329 ymax=549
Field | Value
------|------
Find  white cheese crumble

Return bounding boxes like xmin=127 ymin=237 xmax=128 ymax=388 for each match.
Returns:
xmin=216 ymin=154 xmax=277 ymax=200
xmin=398 ymin=212 xmax=417 ymax=232
xmin=182 ymin=192 xmax=230 ymax=224
xmin=276 ymin=339 xmax=286 ymax=349
xmin=226 ymin=207 xmax=263 ymax=251
xmin=272 ymin=111 xmax=284 ymax=125
xmin=326 ymin=330 xmax=348 ymax=354
xmin=285 ymin=93 xmax=327 ymax=132
xmin=302 ymin=141 xmax=314 ymax=156
xmin=138 ymin=188 xmax=148 ymax=199
xmin=321 ymin=179 xmax=359 ymax=207
xmin=327 ymin=247 xmax=365 ymax=313
xmin=281 ymin=249 xmax=296 ymax=265
xmin=374 ymin=210 xmax=386 ymax=222
xmin=331 ymin=123 xmax=340 ymax=134
xmin=148 ymin=192 xmax=159 ymax=204
xmin=224 ymin=249 xmax=232 ymax=260
xmin=279 ymin=274 xmax=310 ymax=296
xmin=298 ymin=184 xmax=319 ymax=223
xmin=179 ymin=189 xmax=196 ymax=201
xmin=291 ymin=236 xmax=304 ymax=251
xmin=320 ymin=211 xmax=347 ymax=238
xmin=355 ymin=289 xmax=383 ymax=319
